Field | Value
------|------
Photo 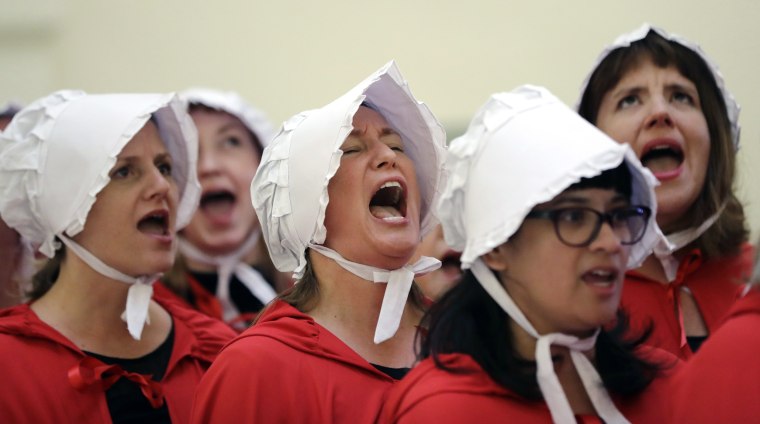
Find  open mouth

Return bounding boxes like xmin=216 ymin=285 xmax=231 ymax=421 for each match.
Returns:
xmin=200 ymin=190 xmax=236 ymax=216
xmin=137 ymin=211 xmax=170 ymax=236
xmin=369 ymin=181 xmax=407 ymax=222
xmin=640 ymin=144 xmax=684 ymax=174
xmin=581 ymin=268 xmax=619 ymax=287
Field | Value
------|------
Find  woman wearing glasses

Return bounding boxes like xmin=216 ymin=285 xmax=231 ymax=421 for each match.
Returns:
xmin=381 ymin=86 xmax=679 ymax=423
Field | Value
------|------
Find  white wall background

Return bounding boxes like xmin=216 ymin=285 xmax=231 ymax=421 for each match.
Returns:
xmin=2 ymin=0 xmax=759 ymax=239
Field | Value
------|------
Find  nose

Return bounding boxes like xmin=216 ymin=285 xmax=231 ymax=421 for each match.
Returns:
xmin=144 ymin=166 xmax=172 ymax=201
xmin=645 ymin=96 xmax=673 ymax=129
xmin=372 ymin=141 xmax=398 ymax=170
xmin=589 ymin=220 xmax=623 ymax=254
xmin=196 ymin=146 xmax=220 ymax=177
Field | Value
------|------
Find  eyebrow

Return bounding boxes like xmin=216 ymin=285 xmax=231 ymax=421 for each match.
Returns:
xmin=116 ymin=152 xmax=171 ymax=163
xmin=348 ymin=127 xmax=400 ymax=138
xmin=665 ymin=83 xmax=698 ymax=95
xmin=217 ymin=121 xmax=248 ymax=135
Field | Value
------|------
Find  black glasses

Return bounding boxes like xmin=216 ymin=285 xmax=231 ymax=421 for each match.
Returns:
xmin=525 ymin=205 xmax=651 ymax=247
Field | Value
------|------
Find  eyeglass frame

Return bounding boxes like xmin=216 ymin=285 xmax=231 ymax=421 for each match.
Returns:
xmin=524 ymin=205 xmax=652 ymax=248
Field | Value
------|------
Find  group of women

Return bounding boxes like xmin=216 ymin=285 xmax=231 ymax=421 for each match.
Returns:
xmin=0 ymin=23 xmax=756 ymax=423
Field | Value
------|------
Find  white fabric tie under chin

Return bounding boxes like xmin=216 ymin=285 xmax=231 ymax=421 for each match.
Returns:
xmin=308 ymin=243 xmax=441 ymax=344
xmin=58 ymin=235 xmax=159 ymax=341
xmin=470 ymin=259 xmax=629 ymax=424
xmin=178 ymin=228 xmax=277 ymax=322
xmin=653 ymin=203 xmax=725 ymax=282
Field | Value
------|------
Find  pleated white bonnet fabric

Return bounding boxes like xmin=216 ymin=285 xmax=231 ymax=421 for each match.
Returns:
xmin=251 ymin=61 xmax=447 ymax=344
xmin=438 ymin=85 xmax=660 ymax=424
xmin=0 ymin=90 xmax=201 ymax=340
xmin=178 ymin=88 xmax=278 ymax=322
xmin=577 ymin=23 xmax=740 ymax=281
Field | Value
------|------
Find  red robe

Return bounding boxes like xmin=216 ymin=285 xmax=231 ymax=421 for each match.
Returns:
xmin=621 ymin=243 xmax=753 ymax=359
xmin=671 ymin=287 xmax=760 ymax=422
xmin=191 ymin=300 xmax=401 ymax=424
xmin=380 ymin=351 xmax=680 ymax=423
xmin=0 ymin=296 xmax=236 ymax=424
xmin=154 ymin=275 xmax=264 ymax=331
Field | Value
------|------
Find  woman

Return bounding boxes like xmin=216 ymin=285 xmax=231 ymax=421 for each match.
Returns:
xmin=0 ymin=91 xmax=236 ymax=423
xmin=381 ymin=86 xmax=678 ymax=423
xmin=190 ymin=61 xmax=446 ymax=424
xmin=578 ymin=24 xmax=752 ymax=359
xmin=159 ymin=88 xmax=287 ymax=331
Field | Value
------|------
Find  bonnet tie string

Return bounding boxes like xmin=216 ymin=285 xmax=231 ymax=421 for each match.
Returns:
xmin=308 ymin=243 xmax=440 ymax=344
xmin=59 ymin=235 xmax=158 ymax=340
xmin=471 ymin=259 xmax=629 ymax=424
xmin=178 ymin=229 xmax=277 ymax=323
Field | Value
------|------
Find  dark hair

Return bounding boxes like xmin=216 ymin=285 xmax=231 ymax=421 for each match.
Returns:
xmin=579 ymin=30 xmax=747 ymax=258
xmin=188 ymin=104 xmax=265 ymax=157
xmin=420 ymin=270 xmax=663 ymax=400
xmin=569 ymin=163 xmax=632 ymax=200
xmin=29 ymin=246 xmax=65 ymax=300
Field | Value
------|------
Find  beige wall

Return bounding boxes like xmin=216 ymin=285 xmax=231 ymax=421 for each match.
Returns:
xmin=2 ymin=0 xmax=759 ymax=239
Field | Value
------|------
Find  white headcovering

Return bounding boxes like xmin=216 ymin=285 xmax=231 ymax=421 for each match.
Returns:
xmin=439 ymin=85 xmax=660 ymax=424
xmin=578 ymin=23 xmax=740 ymax=149
xmin=178 ymin=88 xmax=277 ymax=323
xmin=251 ymin=61 xmax=447 ymax=343
xmin=0 ymin=90 xmax=201 ymax=340
xmin=578 ymin=23 xmax=739 ymax=280
xmin=180 ymin=88 xmax=275 ymax=151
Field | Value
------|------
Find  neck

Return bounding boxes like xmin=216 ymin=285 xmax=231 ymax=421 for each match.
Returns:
xmin=305 ymin=249 xmax=422 ymax=368
xmin=31 ymin=253 xmax=171 ymax=358
xmin=509 ymin=319 xmax=597 ymax=415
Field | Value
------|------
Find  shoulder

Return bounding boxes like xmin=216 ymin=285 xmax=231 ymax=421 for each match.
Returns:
xmin=159 ymin=297 xmax=236 ymax=362
xmin=382 ymin=354 xmax=517 ymax=423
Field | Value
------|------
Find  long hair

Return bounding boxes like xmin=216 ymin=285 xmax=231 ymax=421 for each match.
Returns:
xmin=29 ymin=246 xmax=65 ymax=300
xmin=579 ymin=30 xmax=747 ymax=259
xmin=420 ymin=166 xmax=663 ymax=398
xmin=420 ymin=270 xmax=662 ymax=400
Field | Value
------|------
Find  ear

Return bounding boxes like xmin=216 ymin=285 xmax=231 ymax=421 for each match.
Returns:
xmin=482 ymin=244 xmax=509 ymax=271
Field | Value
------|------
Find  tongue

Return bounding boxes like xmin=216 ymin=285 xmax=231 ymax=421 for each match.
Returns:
xmin=202 ymin=198 xmax=234 ymax=218
xmin=582 ymin=272 xmax=612 ymax=284
xmin=138 ymin=220 xmax=166 ymax=236
xmin=370 ymin=205 xmax=401 ymax=219
xmin=642 ymin=155 xmax=681 ymax=174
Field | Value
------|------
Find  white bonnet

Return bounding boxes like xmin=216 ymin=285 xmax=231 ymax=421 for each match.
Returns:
xmin=440 ymin=85 xmax=660 ymax=270
xmin=180 ymin=88 xmax=274 ymax=152
xmin=578 ymin=23 xmax=740 ymax=149
xmin=251 ymin=61 xmax=447 ymax=275
xmin=0 ymin=90 xmax=201 ymax=258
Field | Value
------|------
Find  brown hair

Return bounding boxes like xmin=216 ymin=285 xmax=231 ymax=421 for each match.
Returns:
xmin=29 ymin=246 xmax=65 ymax=300
xmin=578 ymin=30 xmax=747 ymax=259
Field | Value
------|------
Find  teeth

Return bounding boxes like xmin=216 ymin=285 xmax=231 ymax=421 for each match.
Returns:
xmin=381 ymin=181 xmax=401 ymax=189
xmin=382 ymin=216 xmax=404 ymax=223
xmin=591 ymin=270 xmax=612 ymax=278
